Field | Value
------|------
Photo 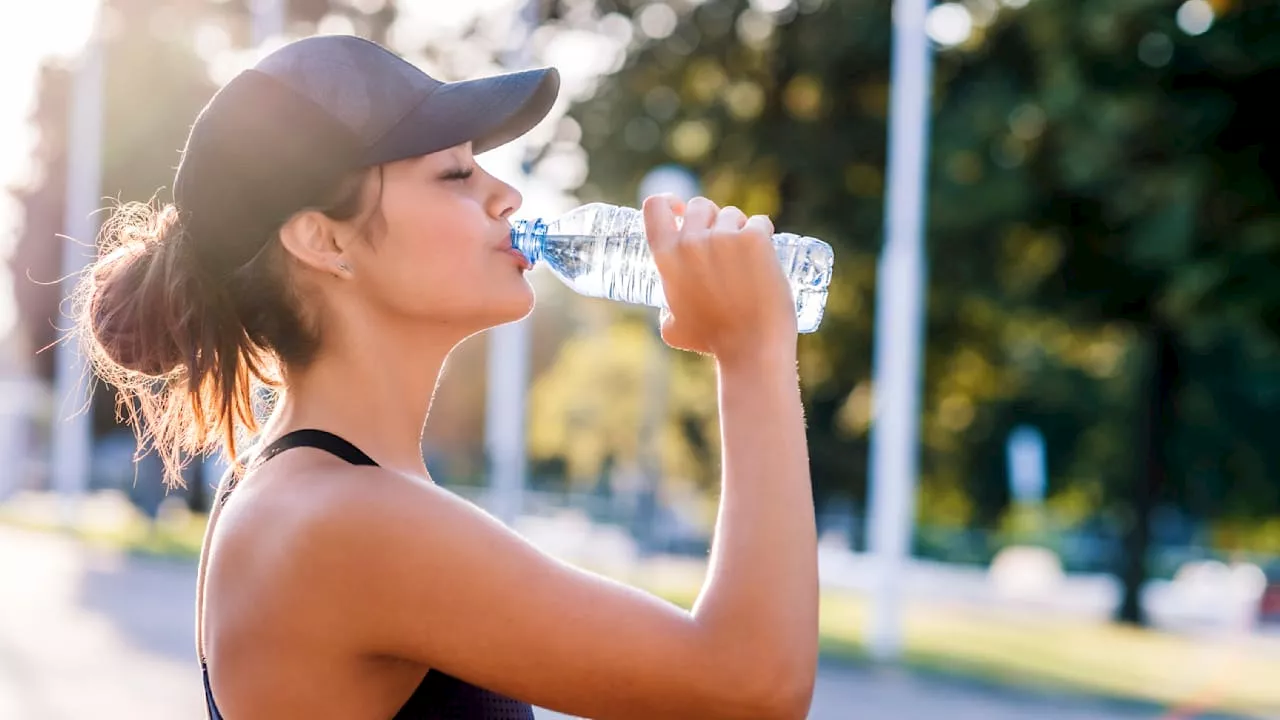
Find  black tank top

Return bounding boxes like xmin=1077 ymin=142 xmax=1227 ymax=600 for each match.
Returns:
xmin=201 ymin=429 xmax=535 ymax=720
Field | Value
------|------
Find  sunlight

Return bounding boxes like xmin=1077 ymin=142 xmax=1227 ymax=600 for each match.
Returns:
xmin=0 ymin=0 xmax=99 ymax=191
xmin=0 ymin=0 xmax=100 ymax=346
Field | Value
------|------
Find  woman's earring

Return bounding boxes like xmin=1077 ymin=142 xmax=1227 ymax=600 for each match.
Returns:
xmin=337 ymin=261 xmax=352 ymax=275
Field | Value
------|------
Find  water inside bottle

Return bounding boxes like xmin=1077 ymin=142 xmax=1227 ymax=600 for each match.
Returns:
xmin=537 ymin=231 xmax=830 ymax=333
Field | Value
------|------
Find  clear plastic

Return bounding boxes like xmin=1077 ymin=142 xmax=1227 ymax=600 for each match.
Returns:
xmin=511 ymin=203 xmax=834 ymax=333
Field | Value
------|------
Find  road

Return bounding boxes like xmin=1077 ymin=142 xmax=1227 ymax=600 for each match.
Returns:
xmin=0 ymin=525 xmax=1241 ymax=719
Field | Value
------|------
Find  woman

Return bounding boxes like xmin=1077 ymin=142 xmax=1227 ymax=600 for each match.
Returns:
xmin=79 ymin=34 xmax=817 ymax=719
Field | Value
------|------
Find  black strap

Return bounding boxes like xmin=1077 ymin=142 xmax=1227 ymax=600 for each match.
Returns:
xmin=253 ymin=428 xmax=380 ymax=468
xmin=218 ymin=429 xmax=378 ymax=507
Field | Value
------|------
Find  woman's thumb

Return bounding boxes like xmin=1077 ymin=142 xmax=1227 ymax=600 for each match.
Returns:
xmin=642 ymin=194 xmax=680 ymax=254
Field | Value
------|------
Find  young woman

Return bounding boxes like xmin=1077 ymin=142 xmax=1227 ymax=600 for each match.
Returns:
xmin=79 ymin=34 xmax=817 ymax=719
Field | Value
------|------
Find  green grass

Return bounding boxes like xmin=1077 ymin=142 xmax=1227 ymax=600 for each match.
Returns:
xmin=623 ymin=556 xmax=1280 ymax=717
xmin=3 ymin=498 xmax=1278 ymax=717
xmin=0 ymin=494 xmax=206 ymax=559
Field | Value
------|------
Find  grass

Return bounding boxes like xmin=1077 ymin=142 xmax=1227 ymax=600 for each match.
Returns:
xmin=616 ymin=552 xmax=1280 ymax=718
xmin=633 ymin=578 xmax=1280 ymax=717
xmin=3 ymin=492 xmax=1279 ymax=718
xmin=0 ymin=491 xmax=207 ymax=560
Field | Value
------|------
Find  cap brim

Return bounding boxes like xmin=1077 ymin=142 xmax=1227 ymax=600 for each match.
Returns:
xmin=363 ymin=67 xmax=560 ymax=166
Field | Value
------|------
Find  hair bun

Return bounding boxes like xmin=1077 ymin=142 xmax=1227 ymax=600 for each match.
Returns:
xmin=86 ymin=208 xmax=187 ymax=378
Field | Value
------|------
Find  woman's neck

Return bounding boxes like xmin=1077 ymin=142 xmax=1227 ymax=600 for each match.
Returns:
xmin=265 ymin=322 xmax=465 ymax=478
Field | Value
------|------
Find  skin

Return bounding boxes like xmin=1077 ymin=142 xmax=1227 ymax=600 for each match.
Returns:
xmin=196 ymin=142 xmax=818 ymax=719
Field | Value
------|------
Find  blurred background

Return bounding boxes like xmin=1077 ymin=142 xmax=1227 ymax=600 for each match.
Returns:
xmin=1 ymin=0 xmax=1279 ymax=718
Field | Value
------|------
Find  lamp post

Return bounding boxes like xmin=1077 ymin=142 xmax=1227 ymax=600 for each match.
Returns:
xmin=865 ymin=0 xmax=935 ymax=661
xmin=633 ymin=164 xmax=701 ymax=550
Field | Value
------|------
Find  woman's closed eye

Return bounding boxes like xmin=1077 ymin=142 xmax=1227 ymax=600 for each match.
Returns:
xmin=441 ymin=166 xmax=475 ymax=182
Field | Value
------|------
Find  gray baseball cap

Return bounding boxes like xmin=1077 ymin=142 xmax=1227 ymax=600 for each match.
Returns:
xmin=173 ymin=34 xmax=560 ymax=274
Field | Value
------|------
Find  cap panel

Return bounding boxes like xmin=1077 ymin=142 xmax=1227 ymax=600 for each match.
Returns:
xmin=255 ymin=35 xmax=438 ymax=146
xmin=174 ymin=70 xmax=363 ymax=274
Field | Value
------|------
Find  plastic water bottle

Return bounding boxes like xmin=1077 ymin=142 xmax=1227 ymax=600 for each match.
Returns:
xmin=510 ymin=203 xmax=834 ymax=333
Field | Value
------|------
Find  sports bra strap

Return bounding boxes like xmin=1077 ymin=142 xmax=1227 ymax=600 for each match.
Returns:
xmin=217 ymin=429 xmax=379 ymax=508
xmin=253 ymin=429 xmax=380 ymax=468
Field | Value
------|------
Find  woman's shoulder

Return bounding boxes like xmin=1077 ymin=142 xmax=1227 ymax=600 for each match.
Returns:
xmin=208 ymin=457 xmax=448 ymax=610
xmin=231 ymin=452 xmax=417 ymax=528
xmin=242 ymin=455 xmax=468 ymax=562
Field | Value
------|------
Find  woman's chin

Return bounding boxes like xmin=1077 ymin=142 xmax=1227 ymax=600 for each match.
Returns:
xmin=481 ymin=287 xmax=537 ymax=329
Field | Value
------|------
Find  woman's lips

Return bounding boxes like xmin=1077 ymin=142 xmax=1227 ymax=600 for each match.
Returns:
xmin=504 ymin=247 xmax=533 ymax=271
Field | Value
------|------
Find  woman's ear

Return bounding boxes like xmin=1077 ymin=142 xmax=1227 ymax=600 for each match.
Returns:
xmin=279 ymin=211 xmax=352 ymax=278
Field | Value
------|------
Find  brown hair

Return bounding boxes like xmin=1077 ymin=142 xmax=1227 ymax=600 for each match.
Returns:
xmin=74 ymin=168 xmax=382 ymax=487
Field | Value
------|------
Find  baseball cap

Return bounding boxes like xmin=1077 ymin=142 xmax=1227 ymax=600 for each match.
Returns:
xmin=172 ymin=34 xmax=560 ymax=275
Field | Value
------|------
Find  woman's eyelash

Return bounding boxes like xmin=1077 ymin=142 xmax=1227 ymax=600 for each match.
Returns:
xmin=442 ymin=167 xmax=475 ymax=181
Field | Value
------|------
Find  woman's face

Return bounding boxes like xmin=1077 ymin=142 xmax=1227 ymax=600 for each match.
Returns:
xmin=336 ymin=142 xmax=532 ymax=336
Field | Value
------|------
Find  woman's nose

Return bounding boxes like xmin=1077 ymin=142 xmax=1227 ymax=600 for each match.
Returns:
xmin=492 ymin=179 xmax=523 ymax=221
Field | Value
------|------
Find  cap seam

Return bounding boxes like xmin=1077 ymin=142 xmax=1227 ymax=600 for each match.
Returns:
xmin=260 ymin=53 xmax=437 ymax=143
xmin=362 ymin=82 xmax=445 ymax=154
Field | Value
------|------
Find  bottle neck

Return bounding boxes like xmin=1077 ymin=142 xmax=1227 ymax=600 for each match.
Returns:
xmin=510 ymin=219 xmax=548 ymax=265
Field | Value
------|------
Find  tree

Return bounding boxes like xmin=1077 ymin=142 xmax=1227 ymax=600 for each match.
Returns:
xmin=566 ymin=0 xmax=895 ymax=517
xmin=935 ymin=0 xmax=1280 ymax=624
xmin=570 ymin=0 xmax=1280 ymax=627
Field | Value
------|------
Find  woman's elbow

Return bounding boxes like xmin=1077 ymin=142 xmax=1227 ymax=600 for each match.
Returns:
xmin=754 ymin=661 xmax=816 ymax=720
xmin=712 ymin=655 xmax=816 ymax=720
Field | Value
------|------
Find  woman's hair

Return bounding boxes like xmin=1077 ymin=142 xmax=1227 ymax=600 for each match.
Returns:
xmin=74 ymin=168 xmax=382 ymax=487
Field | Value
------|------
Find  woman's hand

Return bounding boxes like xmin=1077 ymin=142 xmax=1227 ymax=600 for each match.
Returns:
xmin=642 ymin=194 xmax=798 ymax=364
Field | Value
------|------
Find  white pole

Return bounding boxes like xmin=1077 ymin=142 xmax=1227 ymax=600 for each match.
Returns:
xmin=51 ymin=4 xmax=105 ymax=526
xmin=865 ymin=0 xmax=935 ymax=662
xmin=633 ymin=166 xmax=699 ymax=549
xmin=0 ymin=379 xmax=37 ymax=502
xmin=484 ymin=0 xmax=542 ymax=526
xmin=485 ymin=320 xmax=531 ymax=526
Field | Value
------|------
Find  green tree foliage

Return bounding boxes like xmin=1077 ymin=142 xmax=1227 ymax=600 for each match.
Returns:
xmin=569 ymin=0 xmax=1280 ymax=624
xmin=569 ymin=0 xmax=894 ymax=514
xmin=934 ymin=0 xmax=1280 ymax=623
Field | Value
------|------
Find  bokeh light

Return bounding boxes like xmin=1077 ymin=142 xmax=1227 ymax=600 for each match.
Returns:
xmin=926 ymin=3 xmax=974 ymax=47
xmin=1176 ymin=0 xmax=1215 ymax=36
